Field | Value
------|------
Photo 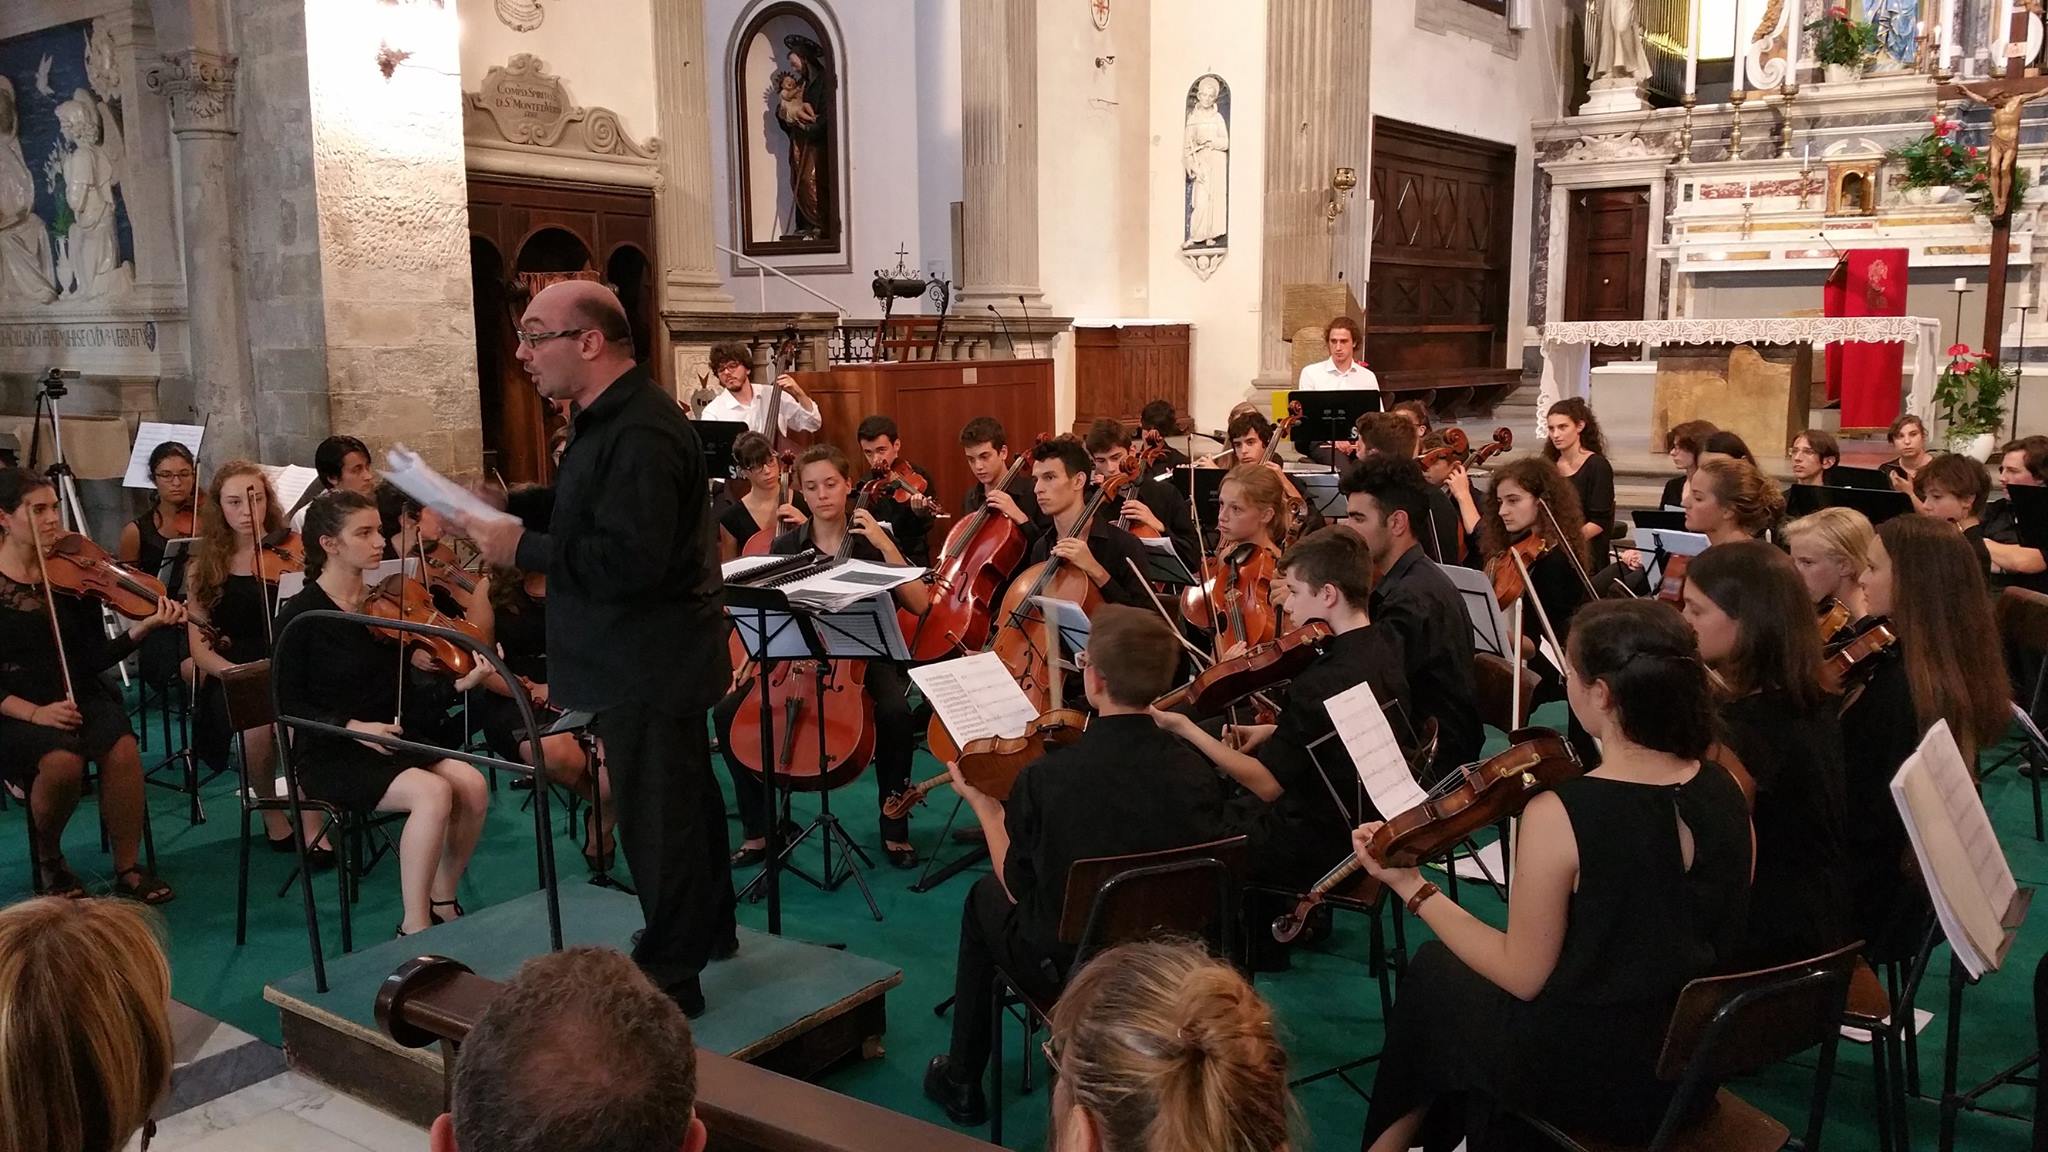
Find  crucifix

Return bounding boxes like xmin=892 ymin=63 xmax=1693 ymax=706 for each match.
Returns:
xmin=1940 ymin=5 xmax=2048 ymax=367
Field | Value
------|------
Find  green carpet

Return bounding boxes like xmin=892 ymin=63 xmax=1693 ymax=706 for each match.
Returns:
xmin=4 ymin=699 xmax=2044 ymax=1149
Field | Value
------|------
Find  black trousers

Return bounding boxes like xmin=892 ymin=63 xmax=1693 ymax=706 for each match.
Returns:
xmin=713 ymin=660 xmax=916 ymax=843
xmin=946 ymin=873 xmax=1064 ymax=1084
xmin=593 ymin=696 xmax=737 ymax=994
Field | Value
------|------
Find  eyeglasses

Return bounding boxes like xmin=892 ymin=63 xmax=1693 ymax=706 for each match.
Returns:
xmin=1040 ymin=1035 xmax=1064 ymax=1078
xmin=152 ymin=470 xmax=194 ymax=482
xmin=515 ymin=327 xmax=590 ymax=347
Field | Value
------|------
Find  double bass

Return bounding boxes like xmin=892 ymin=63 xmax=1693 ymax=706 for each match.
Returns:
xmin=901 ymin=438 xmax=1044 ymax=662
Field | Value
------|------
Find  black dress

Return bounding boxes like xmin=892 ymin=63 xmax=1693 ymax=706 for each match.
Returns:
xmin=1362 ymin=764 xmax=1753 ymax=1150
xmin=193 ymin=573 xmax=280 ymax=769
xmin=716 ymin=492 xmax=805 ymax=555
xmin=273 ymin=580 xmax=446 ymax=810
xmin=1838 ymin=651 xmax=1928 ymax=958
xmin=1718 ymin=689 xmax=1852 ymax=968
xmin=131 ymin=509 xmax=189 ymax=685
xmin=1562 ymin=453 xmax=1617 ymax=570
xmin=0 ymin=571 xmax=138 ymax=782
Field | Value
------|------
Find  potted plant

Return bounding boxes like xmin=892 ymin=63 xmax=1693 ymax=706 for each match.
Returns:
xmin=1933 ymin=343 xmax=2015 ymax=459
xmin=1809 ymin=6 xmax=1879 ymax=82
xmin=1962 ymin=153 xmax=2031 ymax=218
xmin=1888 ymin=114 xmax=1971 ymax=205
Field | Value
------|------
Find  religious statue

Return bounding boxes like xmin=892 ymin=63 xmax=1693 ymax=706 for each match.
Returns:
xmin=0 ymin=77 xmax=55 ymax=305
xmin=49 ymin=89 xmax=129 ymax=299
xmin=774 ymin=34 xmax=832 ymax=241
xmin=1955 ymin=80 xmax=2048 ymax=220
xmin=1183 ymin=75 xmax=1229 ymax=248
xmin=1584 ymin=0 xmax=1650 ymax=80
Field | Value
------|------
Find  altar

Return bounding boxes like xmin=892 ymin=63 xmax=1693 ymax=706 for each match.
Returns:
xmin=1537 ymin=316 xmax=1944 ymax=448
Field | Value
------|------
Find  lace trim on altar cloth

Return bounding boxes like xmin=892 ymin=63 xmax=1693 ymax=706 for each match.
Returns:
xmin=1541 ymin=317 xmax=1942 ymax=347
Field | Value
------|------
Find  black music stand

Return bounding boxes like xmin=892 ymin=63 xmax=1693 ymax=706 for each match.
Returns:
xmin=2008 ymin=485 xmax=2048 ymax=552
xmin=1786 ymin=483 xmax=1915 ymax=526
xmin=1825 ymin=464 xmax=1896 ymax=491
xmin=1169 ymin=465 xmax=1227 ymax=535
xmin=1289 ymin=389 xmax=1382 ymax=460
xmin=695 ymin=419 xmax=748 ymax=481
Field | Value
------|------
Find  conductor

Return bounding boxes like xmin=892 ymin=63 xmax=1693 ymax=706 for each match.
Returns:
xmin=465 ymin=280 xmax=737 ymax=1015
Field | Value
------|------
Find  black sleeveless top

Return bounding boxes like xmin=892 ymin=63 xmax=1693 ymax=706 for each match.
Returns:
xmin=210 ymin=573 xmax=275 ymax=662
xmin=131 ymin=508 xmax=186 ymax=596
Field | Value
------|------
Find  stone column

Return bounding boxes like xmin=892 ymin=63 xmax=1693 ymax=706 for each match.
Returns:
xmin=146 ymin=49 xmax=261 ymax=462
xmin=651 ymin=0 xmax=733 ymax=311
xmin=1257 ymin=0 xmax=1372 ymax=382
xmin=957 ymin=0 xmax=1042 ymax=306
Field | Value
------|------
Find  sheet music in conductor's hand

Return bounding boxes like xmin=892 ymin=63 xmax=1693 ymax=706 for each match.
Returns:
xmin=381 ymin=446 xmax=517 ymax=527
xmin=1327 ymin=681 xmax=1428 ymax=820
xmin=1890 ymin=720 xmax=2018 ymax=979
xmin=909 ymin=652 xmax=1041 ymax=750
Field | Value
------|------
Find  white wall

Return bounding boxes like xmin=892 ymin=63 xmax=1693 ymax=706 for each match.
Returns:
xmin=705 ymin=0 xmax=944 ymax=317
xmin=914 ymin=0 xmax=962 ymax=285
xmin=1144 ymin=2 xmax=1266 ymax=430
xmin=456 ymin=0 xmax=659 ymax=142
xmin=1370 ymin=0 xmax=1571 ymax=369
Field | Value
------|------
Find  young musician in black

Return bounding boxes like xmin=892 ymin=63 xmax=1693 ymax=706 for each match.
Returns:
xmin=1481 ymin=456 xmax=1596 ymax=764
xmin=857 ymin=414 xmax=939 ymax=567
xmin=715 ymin=445 xmax=930 ymax=868
xmin=290 ymin=434 xmax=376 ymax=529
xmin=714 ymin=431 xmax=804 ymax=559
xmin=1354 ymin=411 xmax=1459 ymax=565
xmin=1340 ymin=454 xmax=1485 ymax=770
xmin=959 ymin=416 xmax=1048 ymax=543
xmin=1983 ymin=435 xmax=2048 ymax=590
xmin=119 ymin=440 xmax=198 ymax=688
xmin=1082 ymin=417 xmax=1200 ymax=571
xmin=1543 ymin=397 xmax=1617 ymax=570
xmin=922 ymin=606 xmax=1225 ymax=1126
xmin=1151 ymin=528 xmax=1410 ymax=896
xmin=1680 ymin=541 xmax=1851 ymax=969
xmin=0 ymin=467 xmax=182 ymax=903
xmin=1021 ymin=437 xmax=1152 ymax=608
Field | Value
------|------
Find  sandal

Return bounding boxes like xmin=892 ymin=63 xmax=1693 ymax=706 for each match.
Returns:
xmin=581 ymin=812 xmax=615 ymax=873
xmin=430 ymin=899 xmax=464 ymax=925
xmin=113 ymin=866 xmax=175 ymax=905
xmin=37 ymin=856 xmax=85 ymax=899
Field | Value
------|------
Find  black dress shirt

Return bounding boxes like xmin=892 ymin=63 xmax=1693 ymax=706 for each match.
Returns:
xmin=1982 ymin=499 xmax=2048 ymax=595
xmin=1023 ymin=512 xmax=1153 ymax=609
xmin=869 ymin=461 xmax=938 ymax=567
xmin=512 ymin=364 xmax=727 ymax=713
xmin=1420 ymin=486 xmax=1463 ymax=567
xmin=1003 ymin=714 xmax=1224 ymax=953
xmin=963 ymin=468 xmax=1050 ymax=545
xmin=1369 ymin=545 xmax=1484 ymax=769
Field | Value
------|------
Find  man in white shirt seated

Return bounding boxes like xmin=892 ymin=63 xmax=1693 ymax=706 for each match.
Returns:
xmin=1295 ymin=315 xmax=1378 ymax=393
xmin=698 ymin=341 xmax=824 ymax=440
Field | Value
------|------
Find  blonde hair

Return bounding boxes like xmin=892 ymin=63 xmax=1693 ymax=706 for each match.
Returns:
xmin=1781 ymin=506 xmax=1874 ymax=578
xmin=1048 ymin=941 xmax=1292 ymax=1152
xmin=189 ymin=460 xmax=286 ymax=613
xmin=0 ymin=898 xmax=172 ymax=1152
xmin=1693 ymin=456 xmax=1786 ymax=535
xmin=1221 ymin=464 xmax=1286 ymax=544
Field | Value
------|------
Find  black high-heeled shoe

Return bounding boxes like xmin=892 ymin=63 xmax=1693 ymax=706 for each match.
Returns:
xmin=430 ymin=899 xmax=464 ymax=925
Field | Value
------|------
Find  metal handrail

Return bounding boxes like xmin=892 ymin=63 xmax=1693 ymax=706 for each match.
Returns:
xmin=714 ymin=242 xmax=848 ymax=314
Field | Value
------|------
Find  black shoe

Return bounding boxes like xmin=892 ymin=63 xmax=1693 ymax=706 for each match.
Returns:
xmin=668 ymin=976 xmax=706 ymax=1018
xmin=922 ymin=1056 xmax=988 ymax=1127
xmin=886 ymin=844 xmax=920 ymax=869
xmin=306 ymin=847 xmax=337 ymax=872
xmin=730 ymin=844 xmax=767 ymax=867
xmin=712 ymin=935 xmax=740 ymax=961
xmin=266 ymin=833 xmax=296 ymax=855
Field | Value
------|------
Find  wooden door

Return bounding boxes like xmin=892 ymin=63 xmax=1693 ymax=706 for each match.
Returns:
xmin=1562 ymin=186 xmax=1650 ymax=365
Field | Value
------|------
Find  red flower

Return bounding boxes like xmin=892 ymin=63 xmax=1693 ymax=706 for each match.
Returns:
xmin=1948 ymin=343 xmax=1973 ymax=357
xmin=1935 ymin=120 xmax=1953 ymax=137
xmin=1970 ymin=145 xmax=1980 ymax=156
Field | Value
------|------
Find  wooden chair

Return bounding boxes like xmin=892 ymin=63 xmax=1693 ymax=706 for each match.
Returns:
xmin=1473 ymin=651 xmax=1540 ymax=737
xmin=878 ymin=315 xmax=942 ymax=362
xmin=1521 ymin=941 xmax=1861 ymax=1152
xmin=987 ymin=835 xmax=1248 ymax=1143
xmin=1991 ymin=587 xmax=2048 ymax=839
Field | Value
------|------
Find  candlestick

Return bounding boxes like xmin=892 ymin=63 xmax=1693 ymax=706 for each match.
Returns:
xmin=1685 ymin=0 xmax=1700 ymax=96
xmin=1678 ymin=93 xmax=1697 ymax=161
xmin=1955 ymin=277 xmax=1971 ymax=293
xmin=1784 ymin=0 xmax=1802 ymax=91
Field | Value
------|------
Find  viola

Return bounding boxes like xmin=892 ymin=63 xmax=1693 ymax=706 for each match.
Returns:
xmin=728 ymin=480 xmax=892 ymax=788
xmin=1150 ymin=620 xmax=1332 ymax=718
xmin=1817 ymin=595 xmax=1852 ymax=642
xmin=900 ymin=439 xmax=1044 ymax=662
xmin=1181 ymin=541 xmax=1278 ymax=654
xmin=40 ymin=531 xmax=228 ymax=651
xmin=1826 ymin=617 xmax=1898 ymax=694
xmin=1417 ymin=428 xmax=1471 ymax=471
xmin=1486 ymin=533 xmax=1552 ymax=611
xmin=884 ymin=708 xmax=1087 ymax=820
xmin=418 ymin=538 xmax=479 ymax=595
xmin=1655 ymin=552 xmax=1692 ymax=606
xmin=1270 ymin=729 xmax=1581 ymax=942
xmin=363 ymin=573 xmax=488 ymax=677
xmin=870 ymin=458 xmax=943 ymax=515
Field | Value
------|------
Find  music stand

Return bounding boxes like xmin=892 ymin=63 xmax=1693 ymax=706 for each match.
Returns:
xmin=1168 ymin=465 xmax=1226 ymax=534
xmin=1440 ymin=563 xmax=1511 ymax=661
xmin=1631 ymin=526 xmax=1710 ymax=589
xmin=1824 ymin=464 xmax=1895 ymax=491
xmin=1786 ymin=483 xmax=1915 ymax=527
xmin=1133 ymin=536 xmax=1199 ymax=586
xmin=1293 ymin=470 xmax=1347 ymax=519
xmin=1288 ymin=389 xmax=1382 ymax=459
xmin=1629 ymin=509 xmax=1688 ymax=533
xmin=2006 ymin=485 xmax=2048 ymax=552
xmin=695 ymin=419 xmax=748 ymax=480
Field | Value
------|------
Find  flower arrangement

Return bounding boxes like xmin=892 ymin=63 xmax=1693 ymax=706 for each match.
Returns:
xmin=1808 ymin=7 xmax=1879 ymax=69
xmin=1962 ymin=153 xmax=2031 ymax=218
xmin=1889 ymin=114 xmax=1976 ymax=189
xmin=1933 ymin=343 xmax=2016 ymax=439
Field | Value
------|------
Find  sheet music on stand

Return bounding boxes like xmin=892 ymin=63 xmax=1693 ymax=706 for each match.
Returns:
xmin=1890 ymin=719 xmax=2023 ymax=979
xmin=261 ymin=464 xmax=321 ymax=516
xmin=727 ymin=590 xmax=910 ymax=662
xmin=1031 ymin=596 xmax=1092 ymax=667
xmin=909 ymin=652 xmax=1041 ymax=747
xmin=157 ymin=537 xmax=198 ymax=586
xmin=124 ymin=422 xmax=206 ymax=488
xmin=1632 ymin=526 xmax=1710 ymax=588
xmin=273 ymin=558 xmax=416 ymax=612
xmin=1326 ymin=680 xmax=1429 ymax=819
xmin=1440 ymin=563 xmax=1511 ymax=660
xmin=1291 ymin=470 xmax=1346 ymax=518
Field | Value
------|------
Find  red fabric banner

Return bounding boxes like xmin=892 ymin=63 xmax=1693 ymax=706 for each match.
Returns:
xmin=1824 ymin=248 xmax=1908 ymax=430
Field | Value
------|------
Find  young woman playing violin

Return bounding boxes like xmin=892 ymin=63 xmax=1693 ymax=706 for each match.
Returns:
xmin=1355 ymin=599 xmax=1751 ymax=1152
xmin=1679 ymin=541 xmax=1852 ymax=969
xmin=1182 ymin=465 xmax=1291 ymax=655
xmin=119 ymin=440 xmax=200 ymax=688
xmin=1684 ymin=456 xmax=1784 ymax=546
xmin=0 ymin=467 xmax=184 ymax=902
xmin=1782 ymin=506 xmax=1875 ymax=650
xmin=716 ymin=430 xmax=804 ymax=560
xmin=1543 ymin=398 xmax=1617 ymax=569
xmin=716 ymin=444 xmax=929 ymax=869
xmin=1842 ymin=514 xmax=2008 ymax=959
xmin=273 ymin=490 xmax=490 ymax=936
xmin=1479 ymin=458 xmax=1590 ymax=664
xmin=185 ymin=461 xmax=330 ymax=856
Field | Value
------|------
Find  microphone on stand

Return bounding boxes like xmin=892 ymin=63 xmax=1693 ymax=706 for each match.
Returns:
xmin=986 ymin=303 xmax=1019 ymax=356
xmin=1016 ymin=294 xmax=1035 ymax=358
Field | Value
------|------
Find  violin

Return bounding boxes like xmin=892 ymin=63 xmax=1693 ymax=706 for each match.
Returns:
xmin=363 ymin=573 xmax=488 ymax=677
xmin=1150 ymin=620 xmax=1332 ymax=718
xmin=256 ymin=531 xmax=306 ymax=584
xmin=884 ymin=708 xmax=1087 ymax=820
xmin=1486 ymin=533 xmax=1552 ymax=611
xmin=869 ymin=458 xmax=945 ymax=516
xmin=1826 ymin=617 xmax=1898 ymax=696
xmin=1270 ymin=728 xmax=1582 ymax=942
xmin=728 ymin=480 xmax=891 ymax=787
xmin=419 ymin=538 xmax=478 ymax=595
xmin=901 ymin=438 xmax=1045 ymax=662
xmin=1817 ymin=595 xmax=1852 ymax=642
xmin=1181 ymin=541 xmax=1278 ymax=654
xmin=40 ymin=531 xmax=228 ymax=650
xmin=1655 ymin=552 xmax=1692 ymax=606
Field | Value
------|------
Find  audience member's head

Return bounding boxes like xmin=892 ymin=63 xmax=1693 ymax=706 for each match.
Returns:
xmin=433 ymin=947 xmax=705 ymax=1152
xmin=0 ymin=897 xmax=173 ymax=1152
xmin=1047 ymin=940 xmax=1293 ymax=1152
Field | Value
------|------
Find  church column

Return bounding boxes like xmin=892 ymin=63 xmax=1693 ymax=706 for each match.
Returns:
xmin=146 ymin=49 xmax=260 ymax=461
xmin=652 ymin=0 xmax=734 ymax=311
xmin=1257 ymin=0 xmax=1372 ymax=382
xmin=957 ymin=0 xmax=1042 ymax=306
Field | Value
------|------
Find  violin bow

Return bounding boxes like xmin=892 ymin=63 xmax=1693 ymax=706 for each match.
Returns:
xmin=23 ymin=505 xmax=78 ymax=706
xmin=1537 ymin=498 xmax=1602 ymax=604
xmin=1505 ymin=540 xmax=1569 ymax=677
xmin=1127 ymin=556 xmax=1214 ymax=671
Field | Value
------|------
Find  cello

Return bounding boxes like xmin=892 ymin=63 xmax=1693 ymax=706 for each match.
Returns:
xmin=900 ymin=438 xmax=1043 ymax=662
xmin=727 ymin=478 xmax=889 ymax=789
xmin=984 ymin=465 xmax=1134 ymax=713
